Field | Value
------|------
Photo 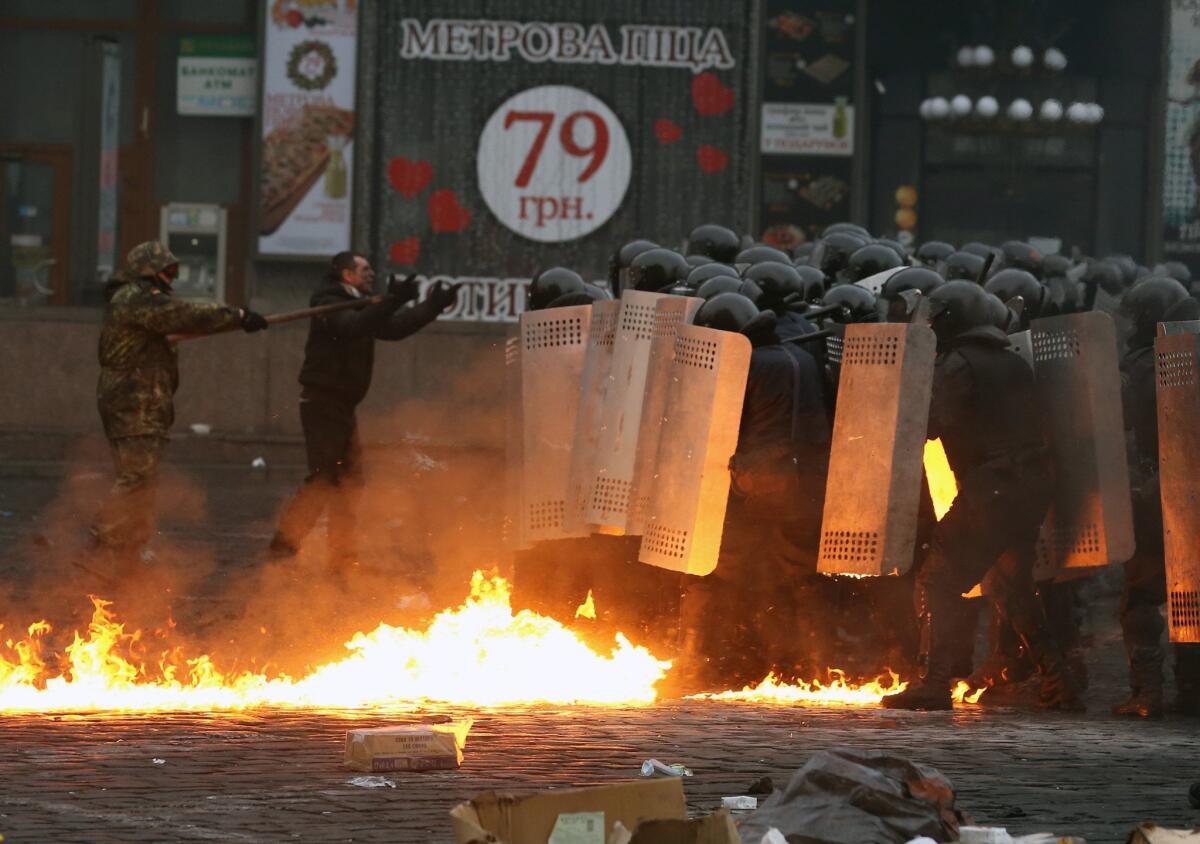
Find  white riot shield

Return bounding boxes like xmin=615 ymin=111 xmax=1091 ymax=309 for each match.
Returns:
xmin=1029 ymin=312 xmax=1134 ymax=571
xmin=1155 ymin=331 xmax=1200 ymax=643
xmin=855 ymin=266 xmax=905 ymax=297
xmin=818 ymin=323 xmax=936 ymax=577
xmin=564 ymin=300 xmax=620 ymax=535
xmin=626 ymin=296 xmax=704 ymax=535
xmin=585 ymin=290 xmax=666 ymax=534
xmin=518 ymin=306 xmax=591 ymax=543
xmin=503 ymin=327 xmax=526 ymax=550
xmin=638 ymin=324 xmax=751 ymax=575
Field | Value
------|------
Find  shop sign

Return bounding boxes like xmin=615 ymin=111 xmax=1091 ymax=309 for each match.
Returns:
xmin=177 ymin=34 xmax=257 ymax=117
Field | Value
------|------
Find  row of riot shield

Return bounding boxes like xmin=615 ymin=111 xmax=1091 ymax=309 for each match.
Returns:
xmin=506 ymin=292 xmax=751 ymax=576
xmin=817 ymin=312 xmax=1135 ymax=593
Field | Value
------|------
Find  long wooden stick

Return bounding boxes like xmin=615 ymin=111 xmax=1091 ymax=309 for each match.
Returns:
xmin=169 ymin=295 xmax=384 ymax=343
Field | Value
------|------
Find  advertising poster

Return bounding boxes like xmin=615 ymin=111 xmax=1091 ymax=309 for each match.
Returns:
xmin=757 ymin=0 xmax=857 ymax=252
xmin=97 ymin=41 xmax=121 ymax=281
xmin=1164 ymin=0 xmax=1200 ymax=271
xmin=373 ymin=1 xmax=755 ymax=321
xmin=258 ymin=0 xmax=358 ymax=257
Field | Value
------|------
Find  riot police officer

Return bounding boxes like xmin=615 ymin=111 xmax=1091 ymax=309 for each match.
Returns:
xmin=686 ymin=224 xmax=741 ymax=263
xmin=883 ymin=281 xmax=1081 ymax=711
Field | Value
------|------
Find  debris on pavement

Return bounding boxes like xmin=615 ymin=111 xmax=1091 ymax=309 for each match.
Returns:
xmin=451 ymin=778 xmax=686 ymax=844
xmin=151 ymin=758 xmax=166 ymax=765
xmin=639 ymin=758 xmax=692 ymax=777
xmin=345 ymin=719 xmax=472 ymax=773
xmin=720 ymin=796 xmax=758 ymax=812
xmin=250 ymin=457 xmax=267 ymax=469
xmin=189 ymin=423 xmax=211 ymax=435
xmin=1126 ymin=824 xmax=1200 ymax=843
xmin=745 ymin=777 xmax=774 ymax=796
xmin=735 ymin=748 xmax=962 ymax=843
xmin=347 ymin=776 xmax=396 ymax=789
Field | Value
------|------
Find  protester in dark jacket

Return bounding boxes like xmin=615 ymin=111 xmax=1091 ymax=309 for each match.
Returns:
xmin=269 ymin=252 xmax=458 ymax=567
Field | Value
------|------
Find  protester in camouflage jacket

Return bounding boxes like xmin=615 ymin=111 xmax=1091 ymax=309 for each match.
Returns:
xmin=90 ymin=241 xmax=268 ymax=553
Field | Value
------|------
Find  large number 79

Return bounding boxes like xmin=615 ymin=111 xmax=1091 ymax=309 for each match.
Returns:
xmin=503 ymin=110 xmax=610 ymax=188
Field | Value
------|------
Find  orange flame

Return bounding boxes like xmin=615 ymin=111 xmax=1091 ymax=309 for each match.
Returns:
xmin=951 ymin=680 xmax=986 ymax=705
xmin=923 ymin=438 xmax=958 ymax=521
xmin=575 ymin=590 xmax=597 ymax=620
xmin=689 ymin=670 xmax=907 ymax=706
xmin=0 ymin=572 xmax=670 ymax=712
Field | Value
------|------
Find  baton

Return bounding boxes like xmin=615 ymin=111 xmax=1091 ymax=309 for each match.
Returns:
xmin=168 ymin=295 xmax=385 ymax=343
xmin=976 ymin=252 xmax=995 ymax=285
xmin=784 ymin=326 xmax=837 ymax=344
xmin=794 ymin=303 xmax=843 ymax=321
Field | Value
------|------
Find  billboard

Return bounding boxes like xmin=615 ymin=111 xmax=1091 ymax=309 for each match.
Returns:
xmin=372 ymin=2 xmax=757 ymax=321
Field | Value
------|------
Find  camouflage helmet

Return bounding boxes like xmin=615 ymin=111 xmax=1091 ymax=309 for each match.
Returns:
xmin=126 ymin=241 xmax=179 ymax=277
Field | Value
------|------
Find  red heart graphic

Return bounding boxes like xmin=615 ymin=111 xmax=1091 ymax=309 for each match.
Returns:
xmin=387 ymin=157 xmax=433 ymax=198
xmin=696 ymin=144 xmax=729 ymax=174
xmin=691 ymin=72 xmax=736 ymax=117
xmin=388 ymin=237 xmax=420 ymax=266
xmin=654 ymin=119 xmax=683 ymax=145
xmin=428 ymin=189 xmax=471 ymax=233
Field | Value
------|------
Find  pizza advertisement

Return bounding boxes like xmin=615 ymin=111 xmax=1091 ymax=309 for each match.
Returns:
xmin=257 ymin=0 xmax=358 ymax=257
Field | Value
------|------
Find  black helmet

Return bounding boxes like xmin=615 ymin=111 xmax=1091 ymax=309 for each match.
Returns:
xmin=879 ymin=267 xmax=943 ymax=322
xmin=822 ymin=222 xmax=871 ymax=239
xmin=999 ymin=241 xmax=1044 ymax=280
xmin=528 ymin=267 xmax=586 ymax=311
xmin=686 ymin=262 xmax=739 ymax=288
xmin=693 ymin=292 xmax=763 ymax=333
xmin=743 ymin=261 xmax=806 ymax=313
xmin=942 ymin=251 xmax=986 ymax=282
xmin=1120 ymin=276 xmax=1191 ymax=347
xmin=609 ymin=239 xmax=658 ymax=292
xmin=545 ymin=282 xmax=613 ymax=309
xmin=1042 ymin=254 xmax=1073 ymax=280
xmin=915 ymin=241 xmax=955 ymax=268
xmin=927 ymin=280 xmax=1003 ymax=349
xmin=960 ymin=241 xmax=998 ymax=260
xmin=873 ymin=238 xmax=910 ymax=261
xmin=1085 ymin=259 xmax=1124 ymax=296
xmin=844 ymin=244 xmax=904 ymax=283
xmin=985 ymin=268 xmax=1045 ymax=321
xmin=1154 ymin=260 xmax=1193 ymax=286
xmin=1104 ymin=254 xmax=1139 ymax=289
xmin=793 ymin=265 xmax=828 ymax=302
xmin=822 ymin=283 xmax=879 ymax=323
xmin=628 ymin=248 xmax=689 ymax=292
xmin=811 ymin=231 xmax=869 ymax=283
xmin=792 ymin=242 xmax=817 ymax=264
xmin=686 ymin=224 xmax=741 ymax=263
xmin=736 ymin=244 xmax=792 ymax=266
xmin=685 ymin=254 xmax=716 ymax=268
xmin=696 ymin=275 xmax=764 ymax=303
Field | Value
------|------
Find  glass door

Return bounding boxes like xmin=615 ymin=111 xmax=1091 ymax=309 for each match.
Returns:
xmin=0 ymin=146 xmax=71 ymax=306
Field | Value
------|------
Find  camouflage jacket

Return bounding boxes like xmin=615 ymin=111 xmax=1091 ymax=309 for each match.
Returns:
xmin=97 ymin=273 xmax=242 ymax=439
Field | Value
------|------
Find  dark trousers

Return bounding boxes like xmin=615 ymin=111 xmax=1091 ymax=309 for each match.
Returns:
xmin=916 ymin=463 xmax=1053 ymax=674
xmin=91 ymin=435 xmax=164 ymax=550
xmin=273 ymin=394 xmax=363 ymax=561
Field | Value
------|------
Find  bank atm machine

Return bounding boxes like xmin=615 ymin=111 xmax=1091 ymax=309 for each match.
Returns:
xmin=160 ymin=202 xmax=227 ymax=298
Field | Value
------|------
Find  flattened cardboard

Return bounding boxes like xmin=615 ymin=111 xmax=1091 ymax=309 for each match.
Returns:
xmin=344 ymin=720 xmax=471 ymax=773
xmin=450 ymin=778 xmax=686 ymax=844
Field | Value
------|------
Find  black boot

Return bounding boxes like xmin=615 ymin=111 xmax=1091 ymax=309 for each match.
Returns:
xmin=1113 ymin=644 xmax=1165 ymax=718
xmin=882 ymin=611 xmax=953 ymax=711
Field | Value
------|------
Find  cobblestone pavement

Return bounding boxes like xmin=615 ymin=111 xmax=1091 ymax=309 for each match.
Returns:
xmin=0 ymin=450 xmax=1196 ymax=843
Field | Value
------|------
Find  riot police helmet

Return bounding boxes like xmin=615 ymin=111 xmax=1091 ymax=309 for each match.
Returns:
xmin=545 ymin=282 xmax=613 ymax=309
xmin=915 ymin=241 xmax=955 ymax=268
xmin=984 ymin=268 xmax=1045 ymax=318
xmin=880 ymin=266 xmax=944 ymax=301
xmin=811 ymin=231 xmax=869 ymax=282
xmin=1154 ymin=260 xmax=1193 ymax=286
xmin=793 ymin=265 xmax=828 ymax=301
xmin=942 ymin=250 xmax=987 ymax=282
xmin=735 ymin=244 xmax=792 ymax=266
xmin=873 ymin=238 xmax=911 ymax=261
xmin=844 ymin=243 xmax=904 ymax=283
xmin=742 ymin=261 xmax=806 ymax=312
xmin=1104 ymin=254 xmax=1139 ymax=288
xmin=696 ymin=275 xmax=764 ymax=303
xmin=686 ymin=224 xmax=741 ymax=263
xmin=528 ymin=267 xmax=586 ymax=311
xmin=1120 ymin=276 xmax=1191 ymax=346
xmin=999 ymin=241 xmax=1044 ymax=279
xmin=608 ymin=239 xmax=658 ymax=291
xmin=926 ymin=280 xmax=1005 ymax=348
xmin=686 ymin=261 xmax=739 ymax=288
xmin=1086 ymin=259 xmax=1124 ymax=296
xmin=628 ymin=248 xmax=690 ymax=292
xmin=693 ymin=292 xmax=764 ymax=334
xmin=792 ymin=242 xmax=817 ymax=264
xmin=1042 ymin=254 xmax=1073 ymax=280
xmin=822 ymin=222 xmax=871 ymax=239
xmin=685 ymin=254 xmax=716 ymax=268
xmin=822 ymin=283 xmax=879 ymax=323
xmin=960 ymin=241 xmax=998 ymax=260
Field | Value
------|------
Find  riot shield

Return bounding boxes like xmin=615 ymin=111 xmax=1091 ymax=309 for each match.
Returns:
xmin=585 ymin=290 xmax=666 ymax=534
xmin=564 ymin=300 xmax=620 ymax=535
xmin=1155 ymin=331 xmax=1200 ymax=643
xmin=1159 ymin=320 xmax=1200 ymax=336
xmin=855 ymin=266 xmax=905 ymax=297
xmin=818 ymin=323 xmax=936 ymax=577
xmin=1029 ymin=312 xmax=1134 ymax=571
xmin=518 ymin=305 xmax=592 ymax=543
xmin=638 ymin=324 xmax=751 ymax=575
xmin=626 ymin=295 xmax=705 ymax=535
xmin=503 ymin=327 xmax=526 ymax=550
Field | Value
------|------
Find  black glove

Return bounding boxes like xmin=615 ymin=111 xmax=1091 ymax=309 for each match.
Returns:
xmin=241 ymin=309 xmax=269 ymax=333
xmin=426 ymin=281 xmax=461 ymax=313
xmin=386 ymin=273 xmax=421 ymax=305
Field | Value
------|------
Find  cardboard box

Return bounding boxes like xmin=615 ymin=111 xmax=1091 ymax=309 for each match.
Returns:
xmin=1127 ymin=825 xmax=1200 ymax=844
xmin=344 ymin=720 xmax=472 ymax=773
xmin=450 ymin=778 xmax=687 ymax=844
xmin=621 ymin=812 xmax=740 ymax=844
